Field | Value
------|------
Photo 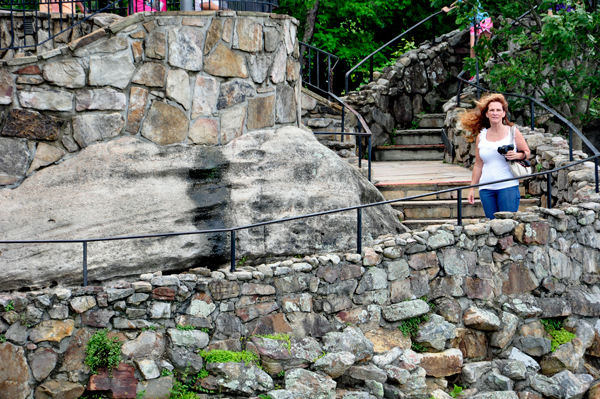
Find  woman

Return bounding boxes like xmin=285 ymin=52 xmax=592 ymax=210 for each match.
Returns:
xmin=460 ymin=93 xmax=530 ymax=219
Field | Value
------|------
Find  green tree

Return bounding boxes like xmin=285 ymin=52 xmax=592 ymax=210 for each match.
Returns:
xmin=458 ymin=0 xmax=599 ymax=149
xmin=275 ymin=0 xmax=459 ymax=91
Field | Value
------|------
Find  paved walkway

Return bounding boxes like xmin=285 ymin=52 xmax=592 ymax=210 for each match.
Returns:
xmin=371 ymin=160 xmax=472 ymax=186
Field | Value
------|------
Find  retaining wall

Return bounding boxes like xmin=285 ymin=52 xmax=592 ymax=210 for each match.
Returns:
xmin=4 ymin=203 xmax=600 ymax=398
xmin=0 ymin=10 xmax=301 ymax=188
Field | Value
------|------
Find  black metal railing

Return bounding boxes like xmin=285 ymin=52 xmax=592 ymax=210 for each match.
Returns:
xmin=2 ymin=150 xmax=598 ymax=286
xmin=299 ymin=41 xmax=339 ymax=99
xmin=0 ymin=0 xmax=278 ymax=52
xmin=441 ymin=127 xmax=453 ymax=160
xmin=299 ymin=41 xmax=372 ymax=181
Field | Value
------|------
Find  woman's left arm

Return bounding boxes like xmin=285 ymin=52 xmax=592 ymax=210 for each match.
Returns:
xmin=506 ymin=127 xmax=531 ymax=160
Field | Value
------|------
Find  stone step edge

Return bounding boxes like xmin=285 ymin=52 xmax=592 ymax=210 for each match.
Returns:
xmin=392 ymin=129 xmax=442 ymax=135
xmin=374 ymin=144 xmax=445 ymax=150
xmin=375 ymin=180 xmax=471 ymax=188
xmin=402 ymin=218 xmax=482 ymax=227
xmin=391 ymin=198 xmax=540 ymax=207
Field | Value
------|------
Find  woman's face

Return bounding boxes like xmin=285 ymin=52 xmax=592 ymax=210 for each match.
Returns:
xmin=486 ymin=101 xmax=506 ymax=124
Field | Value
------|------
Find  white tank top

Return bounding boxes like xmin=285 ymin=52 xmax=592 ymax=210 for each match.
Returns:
xmin=478 ymin=128 xmax=519 ymax=190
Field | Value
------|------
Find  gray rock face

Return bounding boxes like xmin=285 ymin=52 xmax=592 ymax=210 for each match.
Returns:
xmin=72 ymin=113 xmax=125 ymax=148
xmin=0 ymin=127 xmax=403 ymax=291
xmin=168 ymin=27 xmax=203 ymax=71
xmin=381 ymin=299 xmax=430 ymax=322
xmin=530 ymin=374 xmax=566 ymax=399
xmin=314 ymin=352 xmax=355 ymax=378
xmin=43 ymin=59 xmax=86 ymax=88
xmin=322 ymin=326 xmax=374 ymax=363
xmin=207 ymin=361 xmax=273 ymax=394
xmin=18 ymin=88 xmax=73 ymax=111
xmin=285 ymin=368 xmax=336 ymax=399
xmin=0 ymin=138 xmax=29 ymax=185
xmin=414 ymin=314 xmax=456 ymax=350
xmin=89 ymin=53 xmax=135 ymax=89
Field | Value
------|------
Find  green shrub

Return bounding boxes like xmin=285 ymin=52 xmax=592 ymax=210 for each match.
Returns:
xmin=398 ymin=314 xmax=429 ymax=337
xmin=450 ymin=384 xmax=463 ymax=398
xmin=199 ymin=349 xmax=260 ymax=365
xmin=176 ymin=324 xmax=195 ymax=331
xmin=84 ymin=329 xmax=123 ymax=374
xmin=0 ymin=334 xmax=5 ymax=343
xmin=253 ymin=333 xmax=291 ymax=352
xmin=541 ymin=318 xmax=576 ymax=352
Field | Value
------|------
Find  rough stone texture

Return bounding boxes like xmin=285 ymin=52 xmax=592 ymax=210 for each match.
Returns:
xmin=0 ymin=69 xmax=13 ymax=105
xmin=34 ymin=380 xmax=84 ymax=399
xmin=30 ymin=320 xmax=74 ymax=343
xmin=276 ymin=84 xmax=297 ymax=123
xmin=126 ymin=87 xmax=149 ymax=134
xmin=166 ymin=69 xmax=191 ymax=110
xmin=141 ymin=101 xmax=188 ymax=145
xmin=314 ymin=352 xmax=355 ymax=378
xmin=192 ymin=75 xmax=218 ymax=118
xmin=285 ymin=368 xmax=336 ymax=399
xmin=168 ymin=27 xmax=204 ymax=71
xmin=189 ymin=118 xmax=219 ymax=145
xmin=0 ymin=342 xmax=32 ymax=399
xmin=220 ymin=105 xmax=247 ymax=144
xmin=463 ymin=307 xmax=501 ymax=331
xmin=217 ymin=79 xmax=255 ymax=110
xmin=235 ymin=19 xmax=263 ymax=52
xmin=76 ymin=88 xmax=126 ymax=111
xmin=381 ymin=299 xmax=430 ymax=321
xmin=18 ymin=88 xmax=73 ymax=111
xmin=43 ymin=59 xmax=86 ymax=88
xmin=2 ymin=109 xmax=62 ymax=141
xmin=73 ymin=113 xmax=125 ymax=148
xmin=419 ymin=349 xmax=463 ymax=377
xmin=89 ymin=53 xmax=136 ymax=89
xmin=323 ymin=326 xmax=374 ymax=363
xmin=0 ymin=137 xmax=29 ymax=185
xmin=204 ymin=43 xmax=248 ymax=78
xmin=207 ymin=361 xmax=273 ymax=394
xmin=132 ymin=62 xmax=166 ymax=87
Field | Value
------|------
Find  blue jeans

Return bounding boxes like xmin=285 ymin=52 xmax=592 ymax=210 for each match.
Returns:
xmin=479 ymin=186 xmax=520 ymax=219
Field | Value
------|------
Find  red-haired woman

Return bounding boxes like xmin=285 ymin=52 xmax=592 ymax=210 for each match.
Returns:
xmin=460 ymin=93 xmax=530 ymax=219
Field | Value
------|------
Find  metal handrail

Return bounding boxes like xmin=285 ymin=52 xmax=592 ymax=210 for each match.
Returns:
xmin=2 ymin=151 xmax=598 ymax=286
xmin=299 ymin=41 xmax=340 ymax=100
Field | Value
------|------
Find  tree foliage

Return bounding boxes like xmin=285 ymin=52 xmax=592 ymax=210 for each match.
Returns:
xmin=275 ymin=0 xmax=459 ymax=90
xmin=459 ymin=0 xmax=599 ymax=134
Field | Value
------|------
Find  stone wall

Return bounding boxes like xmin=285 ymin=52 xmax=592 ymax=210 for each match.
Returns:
xmin=444 ymin=98 xmax=600 ymax=206
xmin=0 ymin=10 xmax=301 ymax=188
xmin=4 ymin=203 xmax=600 ymax=398
xmin=343 ymin=29 xmax=470 ymax=146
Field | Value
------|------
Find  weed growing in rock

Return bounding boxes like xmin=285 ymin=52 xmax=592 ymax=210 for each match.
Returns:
xmin=258 ymin=395 xmax=273 ymax=399
xmin=161 ymin=369 xmax=173 ymax=376
xmin=410 ymin=342 xmax=427 ymax=352
xmin=237 ymin=255 xmax=248 ymax=267
xmin=141 ymin=325 xmax=157 ymax=331
xmin=197 ymin=368 xmax=209 ymax=379
xmin=541 ymin=318 xmax=576 ymax=352
xmin=200 ymin=327 xmax=209 ymax=333
xmin=176 ymin=324 xmax=195 ymax=331
xmin=199 ymin=349 xmax=260 ymax=366
xmin=253 ymin=333 xmax=291 ymax=352
xmin=313 ymin=351 xmax=328 ymax=362
xmin=0 ymin=334 xmax=5 ymax=343
xmin=136 ymin=390 xmax=146 ymax=399
xmin=84 ymin=329 xmax=123 ymax=374
xmin=277 ymin=370 xmax=285 ymax=378
xmin=536 ymin=163 xmax=543 ymax=172
xmin=450 ymin=384 xmax=463 ymax=398
xmin=170 ymin=366 xmax=214 ymax=397
xmin=5 ymin=300 xmax=14 ymax=311
xmin=398 ymin=314 xmax=429 ymax=337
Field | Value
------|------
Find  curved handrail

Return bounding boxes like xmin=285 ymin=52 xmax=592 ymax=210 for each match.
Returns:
xmin=2 ymin=150 xmax=598 ymax=284
xmin=343 ymin=10 xmax=445 ymax=97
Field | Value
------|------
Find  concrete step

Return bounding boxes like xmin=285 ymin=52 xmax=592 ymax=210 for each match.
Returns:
xmin=373 ymin=144 xmax=445 ymax=161
xmin=416 ymin=114 xmax=446 ymax=128
xmin=392 ymin=129 xmax=443 ymax=146
xmin=403 ymin=218 xmax=481 ymax=230
xmin=393 ymin=198 xmax=540 ymax=220
xmin=376 ymin=181 xmax=474 ymax=201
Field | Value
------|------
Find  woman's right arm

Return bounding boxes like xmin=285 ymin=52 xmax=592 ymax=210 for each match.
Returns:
xmin=468 ymin=135 xmax=483 ymax=205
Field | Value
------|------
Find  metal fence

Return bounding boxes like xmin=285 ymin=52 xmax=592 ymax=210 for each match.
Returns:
xmin=0 ymin=0 xmax=278 ymax=52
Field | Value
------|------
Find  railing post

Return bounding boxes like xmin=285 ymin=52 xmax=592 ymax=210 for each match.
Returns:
xmin=308 ymin=48 xmax=312 ymax=86
xmin=594 ymin=158 xmax=598 ymax=193
xmin=82 ymin=242 xmax=88 ymax=287
xmin=530 ymin=100 xmax=535 ymax=131
xmin=368 ymin=135 xmax=372 ymax=182
xmin=457 ymin=189 xmax=462 ymax=226
xmin=230 ymin=230 xmax=236 ymax=272
xmin=357 ymin=208 xmax=362 ymax=254
xmin=327 ymin=54 xmax=331 ymax=102
xmin=569 ymin=128 xmax=573 ymax=161
xmin=456 ymin=79 xmax=463 ymax=108
xmin=358 ymin=124 xmax=362 ymax=169
xmin=547 ymin=173 xmax=553 ymax=208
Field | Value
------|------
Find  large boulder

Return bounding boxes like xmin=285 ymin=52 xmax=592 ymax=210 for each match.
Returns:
xmin=0 ymin=127 xmax=405 ymax=290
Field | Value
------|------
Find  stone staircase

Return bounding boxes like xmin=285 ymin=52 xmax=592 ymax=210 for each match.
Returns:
xmin=371 ymin=111 xmax=540 ymax=230
xmin=372 ymin=114 xmax=446 ymax=162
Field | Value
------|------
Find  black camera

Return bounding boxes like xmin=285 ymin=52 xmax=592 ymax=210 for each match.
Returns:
xmin=497 ymin=144 xmax=514 ymax=155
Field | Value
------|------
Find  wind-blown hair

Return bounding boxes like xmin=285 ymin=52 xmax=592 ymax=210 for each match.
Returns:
xmin=459 ymin=93 xmax=514 ymax=141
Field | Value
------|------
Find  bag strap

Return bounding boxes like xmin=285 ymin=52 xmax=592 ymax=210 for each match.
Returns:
xmin=510 ymin=125 xmax=516 ymax=151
